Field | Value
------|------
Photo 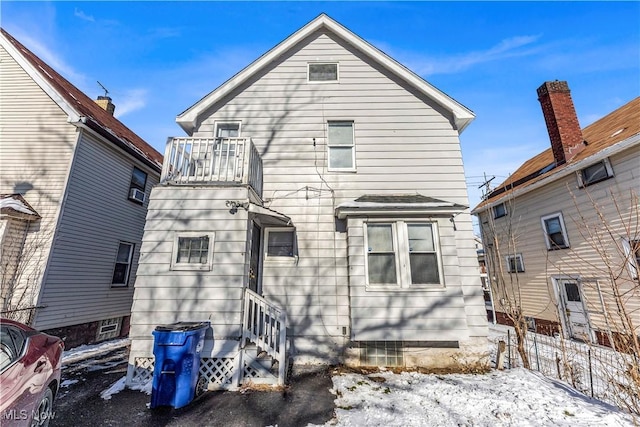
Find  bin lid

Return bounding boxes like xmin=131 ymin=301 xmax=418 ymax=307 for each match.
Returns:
xmin=154 ymin=321 xmax=210 ymax=332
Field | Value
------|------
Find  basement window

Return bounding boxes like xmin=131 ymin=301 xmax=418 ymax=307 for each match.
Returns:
xmin=577 ymin=158 xmax=613 ymax=187
xmin=308 ymin=63 xmax=338 ymax=82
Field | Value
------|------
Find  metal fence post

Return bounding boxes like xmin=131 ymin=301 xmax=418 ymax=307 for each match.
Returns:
xmin=588 ymin=349 xmax=594 ymax=397
xmin=507 ymin=329 xmax=512 ymax=369
xmin=534 ymin=333 xmax=540 ymax=371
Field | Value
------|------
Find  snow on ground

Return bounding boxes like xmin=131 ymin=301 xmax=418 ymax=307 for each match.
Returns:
xmin=77 ymin=334 xmax=635 ymax=425
xmin=327 ymin=368 xmax=634 ymax=427
xmin=62 ymin=338 xmax=129 ymax=365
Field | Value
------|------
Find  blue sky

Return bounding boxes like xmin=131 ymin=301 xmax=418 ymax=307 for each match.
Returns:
xmin=3 ymin=1 xmax=639 ymax=207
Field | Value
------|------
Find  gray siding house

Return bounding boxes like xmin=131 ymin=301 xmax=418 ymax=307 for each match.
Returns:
xmin=127 ymin=14 xmax=487 ymax=388
xmin=0 ymin=29 xmax=163 ymax=347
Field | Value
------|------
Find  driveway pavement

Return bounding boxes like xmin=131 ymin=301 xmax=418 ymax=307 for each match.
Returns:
xmin=51 ymin=344 xmax=336 ymax=427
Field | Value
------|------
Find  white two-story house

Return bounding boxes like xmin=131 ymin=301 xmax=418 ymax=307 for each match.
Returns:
xmin=127 ymin=14 xmax=488 ymax=389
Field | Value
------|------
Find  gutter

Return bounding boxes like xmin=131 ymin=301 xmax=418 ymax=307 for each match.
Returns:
xmin=472 ymin=133 xmax=640 ymax=215
xmin=75 ymin=117 xmax=162 ymax=173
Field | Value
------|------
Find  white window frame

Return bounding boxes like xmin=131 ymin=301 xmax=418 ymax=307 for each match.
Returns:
xmin=541 ymin=212 xmax=570 ymax=250
xmin=363 ymin=220 xmax=445 ymax=290
xmin=505 ymin=254 xmax=525 ymax=273
xmin=308 ymin=62 xmax=339 ymax=83
xmin=264 ymin=227 xmax=297 ymax=263
xmin=214 ymin=121 xmax=242 ymax=138
xmin=111 ymin=242 xmax=134 ymax=287
xmin=327 ymin=121 xmax=356 ymax=172
xmin=170 ymin=232 xmax=214 ymax=271
xmin=622 ymin=238 xmax=640 ymax=280
xmin=576 ymin=158 xmax=613 ymax=187
xmin=493 ymin=203 xmax=507 ymax=219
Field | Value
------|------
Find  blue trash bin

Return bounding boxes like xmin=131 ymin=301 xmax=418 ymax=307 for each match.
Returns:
xmin=150 ymin=321 xmax=210 ymax=409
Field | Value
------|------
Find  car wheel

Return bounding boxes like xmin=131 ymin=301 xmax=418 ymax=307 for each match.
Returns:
xmin=31 ymin=387 xmax=53 ymax=427
xmin=195 ymin=375 xmax=208 ymax=397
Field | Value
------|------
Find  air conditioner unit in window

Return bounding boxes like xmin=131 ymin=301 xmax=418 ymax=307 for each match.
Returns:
xmin=129 ymin=188 xmax=146 ymax=203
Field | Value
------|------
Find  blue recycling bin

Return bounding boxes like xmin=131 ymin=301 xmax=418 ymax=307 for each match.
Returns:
xmin=150 ymin=321 xmax=210 ymax=409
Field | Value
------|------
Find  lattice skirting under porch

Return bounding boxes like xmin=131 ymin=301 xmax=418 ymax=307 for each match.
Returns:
xmin=129 ymin=356 xmax=237 ymax=390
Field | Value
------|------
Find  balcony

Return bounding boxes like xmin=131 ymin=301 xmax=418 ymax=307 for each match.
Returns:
xmin=161 ymin=137 xmax=263 ymax=197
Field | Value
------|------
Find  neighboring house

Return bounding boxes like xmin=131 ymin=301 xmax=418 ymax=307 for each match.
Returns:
xmin=473 ymin=81 xmax=639 ymax=347
xmin=0 ymin=29 xmax=163 ymax=347
xmin=127 ymin=14 xmax=488 ymax=389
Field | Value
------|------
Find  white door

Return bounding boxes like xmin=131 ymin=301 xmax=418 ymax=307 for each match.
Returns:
xmin=558 ymin=279 xmax=591 ymax=341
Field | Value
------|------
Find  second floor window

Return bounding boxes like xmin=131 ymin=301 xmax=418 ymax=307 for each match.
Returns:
xmin=506 ymin=254 xmax=525 ymax=273
xmin=328 ymin=121 xmax=355 ymax=171
xmin=128 ymin=167 xmax=147 ymax=204
xmin=541 ymin=212 xmax=569 ymax=250
xmin=493 ymin=203 xmax=507 ymax=219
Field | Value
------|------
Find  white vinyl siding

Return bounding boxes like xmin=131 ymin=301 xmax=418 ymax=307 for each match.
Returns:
xmin=145 ymin=31 xmax=487 ymax=357
xmin=128 ymin=186 xmax=250 ymax=359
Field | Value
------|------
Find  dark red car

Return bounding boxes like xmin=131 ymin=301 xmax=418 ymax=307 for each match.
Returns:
xmin=0 ymin=318 xmax=64 ymax=427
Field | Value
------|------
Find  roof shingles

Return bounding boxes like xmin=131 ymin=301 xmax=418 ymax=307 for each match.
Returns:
xmin=1 ymin=28 xmax=163 ymax=170
xmin=475 ymin=96 xmax=640 ymax=211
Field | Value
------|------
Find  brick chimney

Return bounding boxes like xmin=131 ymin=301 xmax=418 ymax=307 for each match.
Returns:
xmin=95 ymin=95 xmax=116 ymax=115
xmin=537 ymin=81 xmax=584 ymax=165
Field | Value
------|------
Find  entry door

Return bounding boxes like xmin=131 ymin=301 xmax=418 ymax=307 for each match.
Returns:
xmin=558 ymin=279 xmax=591 ymax=341
xmin=248 ymin=222 xmax=262 ymax=294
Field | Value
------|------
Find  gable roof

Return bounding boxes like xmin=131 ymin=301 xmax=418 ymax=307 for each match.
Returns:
xmin=473 ymin=96 xmax=640 ymax=213
xmin=176 ymin=14 xmax=475 ymax=135
xmin=0 ymin=28 xmax=163 ymax=171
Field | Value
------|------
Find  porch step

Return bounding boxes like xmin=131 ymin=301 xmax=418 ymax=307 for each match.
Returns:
xmin=241 ymin=344 xmax=279 ymax=384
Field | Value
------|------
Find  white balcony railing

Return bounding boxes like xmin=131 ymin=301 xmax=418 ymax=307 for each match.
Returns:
xmin=161 ymin=137 xmax=263 ymax=197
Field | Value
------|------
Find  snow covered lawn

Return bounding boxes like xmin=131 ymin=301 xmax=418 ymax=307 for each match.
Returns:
xmin=327 ymin=368 xmax=634 ymax=426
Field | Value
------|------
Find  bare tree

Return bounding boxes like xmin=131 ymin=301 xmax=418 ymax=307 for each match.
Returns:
xmin=479 ymin=196 xmax=531 ymax=369
xmin=1 ymin=217 xmax=50 ymax=325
